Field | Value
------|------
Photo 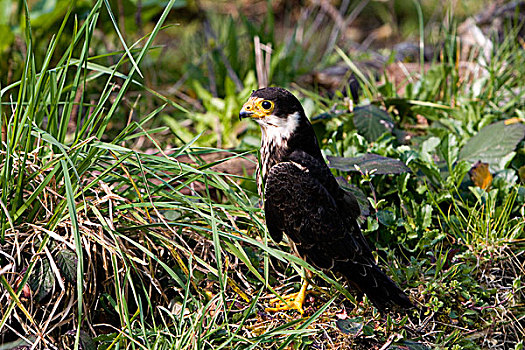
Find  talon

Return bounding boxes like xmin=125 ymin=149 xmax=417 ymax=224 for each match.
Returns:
xmin=265 ymin=280 xmax=311 ymax=315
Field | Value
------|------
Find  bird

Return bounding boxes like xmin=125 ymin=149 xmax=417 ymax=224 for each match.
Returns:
xmin=239 ymin=87 xmax=413 ymax=314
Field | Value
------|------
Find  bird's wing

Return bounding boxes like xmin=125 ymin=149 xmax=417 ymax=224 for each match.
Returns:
xmin=264 ymin=161 xmax=371 ymax=270
xmin=286 ymin=150 xmax=372 ymax=255
xmin=287 ymin=150 xmax=361 ymax=219
xmin=264 ymin=161 xmax=413 ymax=309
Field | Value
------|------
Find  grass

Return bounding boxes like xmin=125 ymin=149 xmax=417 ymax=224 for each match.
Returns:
xmin=1 ymin=0 xmax=524 ymax=349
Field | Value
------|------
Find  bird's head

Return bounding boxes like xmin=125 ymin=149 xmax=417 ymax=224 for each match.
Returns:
xmin=239 ymin=87 xmax=306 ymax=142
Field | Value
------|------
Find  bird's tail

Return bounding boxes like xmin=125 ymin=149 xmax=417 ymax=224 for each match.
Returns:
xmin=344 ymin=262 xmax=414 ymax=310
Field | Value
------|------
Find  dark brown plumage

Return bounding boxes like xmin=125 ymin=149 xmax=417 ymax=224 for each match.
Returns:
xmin=239 ymin=87 xmax=412 ymax=310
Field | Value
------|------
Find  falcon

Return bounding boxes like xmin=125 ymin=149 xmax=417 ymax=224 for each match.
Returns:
xmin=239 ymin=87 xmax=413 ymax=314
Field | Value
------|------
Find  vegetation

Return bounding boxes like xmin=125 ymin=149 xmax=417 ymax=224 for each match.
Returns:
xmin=0 ymin=0 xmax=524 ymax=349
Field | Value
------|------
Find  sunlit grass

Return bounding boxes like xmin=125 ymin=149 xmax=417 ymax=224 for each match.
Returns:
xmin=1 ymin=0 xmax=524 ymax=349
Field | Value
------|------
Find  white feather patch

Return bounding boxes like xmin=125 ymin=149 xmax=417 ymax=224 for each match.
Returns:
xmin=258 ymin=111 xmax=301 ymax=146
xmin=290 ymin=161 xmax=308 ymax=172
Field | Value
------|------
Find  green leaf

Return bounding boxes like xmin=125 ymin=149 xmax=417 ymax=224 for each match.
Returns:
xmin=79 ymin=330 xmax=97 ymax=350
xmin=353 ymin=105 xmax=394 ymax=142
xmin=377 ymin=209 xmax=396 ymax=226
xmin=335 ymin=318 xmax=363 ymax=335
xmin=311 ymin=112 xmax=341 ymax=122
xmin=63 ymin=329 xmax=97 ymax=350
xmin=328 ymin=154 xmax=411 ymax=175
xmin=0 ymin=25 xmax=14 ymax=53
xmin=439 ymin=133 xmax=458 ymax=170
xmin=390 ymin=340 xmax=431 ymax=350
xmin=56 ymin=249 xmax=78 ymax=284
xmin=28 ymin=257 xmax=55 ymax=302
xmin=458 ymin=121 xmax=525 ymax=171
xmin=0 ymin=0 xmax=11 ymax=25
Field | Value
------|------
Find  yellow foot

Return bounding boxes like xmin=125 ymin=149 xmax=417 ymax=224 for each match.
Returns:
xmin=266 ymin=281 xmax=310 ymax=315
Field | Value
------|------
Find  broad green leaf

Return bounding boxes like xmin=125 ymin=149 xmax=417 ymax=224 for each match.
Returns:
xmin=439 ymin=133 xmax=458 ymax=170
xmin=28 ymin=257 xmax=55 ymax=302
xmin=328 ymin=154 xmax=411 ymax=175
xmin=335 ymin=317 xmax=374 ymax=336
xmin=311 ymin=112 xmax=341 ymax=122
xmin=390 ymin=340 xmax=431 ymax=350
xmin=63 ymin=329 xmax=97 ymax=350
xmin=518 ymin=165 xmax=525 ymax=183
xmin=56 ymin=249 xmax=78 ymax=284
xmin=458 ymin=121 xmax=525 ymax=171
xmin=79 ymin=330 xmax=97 ymax=350
xmin=421 ymin=137 xmax=441 ymax=155
xmin=377 ymin=209 xmax=396 ymax=226
xmin=335 ymin=318 xmax=363 ymax=335
xmin=353 ymin=105 xmax=394 ymax=142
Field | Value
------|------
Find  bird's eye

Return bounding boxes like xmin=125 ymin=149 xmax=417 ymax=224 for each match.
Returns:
xmin=261 ymin=100 xmax=272 ymax=110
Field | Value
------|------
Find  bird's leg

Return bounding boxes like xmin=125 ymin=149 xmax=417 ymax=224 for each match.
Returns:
xmin=266 ymin=279 xmax=311 ymax=315
xmin=267 ymin=264 xmax=317 ymax=315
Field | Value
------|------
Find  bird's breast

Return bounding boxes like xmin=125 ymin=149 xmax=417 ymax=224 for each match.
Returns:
xmin=257 ymin=137 xmax=289 ymax=196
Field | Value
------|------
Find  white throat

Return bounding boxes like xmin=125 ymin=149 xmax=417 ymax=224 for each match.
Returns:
xmin=256 ymin=111 xmax=301 ymax=196
xmin=258 ymin=111 xmax=301 ymax=147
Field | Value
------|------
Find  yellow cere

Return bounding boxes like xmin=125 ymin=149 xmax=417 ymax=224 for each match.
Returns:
xmin=242 ymin=97 xmax=274 ymax=118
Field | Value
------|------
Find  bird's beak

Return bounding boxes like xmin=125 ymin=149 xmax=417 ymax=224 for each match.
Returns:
xmin=239 ymin=108 xmax=253 ymax=120
xmin=239 ymin=98 xmax=265 ymax=120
